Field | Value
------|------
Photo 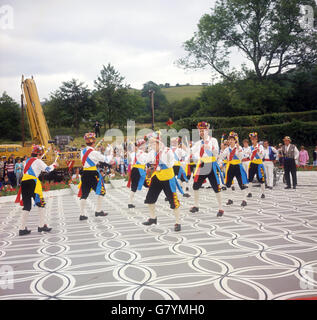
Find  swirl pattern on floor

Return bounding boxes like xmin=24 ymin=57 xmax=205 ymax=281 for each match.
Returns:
xmin=0 ymin=172 xmax=317 ymax=300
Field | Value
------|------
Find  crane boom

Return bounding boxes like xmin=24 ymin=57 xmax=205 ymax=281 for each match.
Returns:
xmin=22 ymin=77 xmax=51 ymax=148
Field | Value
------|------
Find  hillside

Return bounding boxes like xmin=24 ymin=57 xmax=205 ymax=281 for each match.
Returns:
xmin=161 ymin=85 xmax=203 ymax=102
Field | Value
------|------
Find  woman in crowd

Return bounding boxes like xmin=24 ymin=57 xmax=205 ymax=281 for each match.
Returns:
xmin=5 ymin=157 xmax=16 ymax=187
xmin=14 ymin=157 xmax=24 ymax=187
xmin=299 ymin=146 xmax=309 ymax=167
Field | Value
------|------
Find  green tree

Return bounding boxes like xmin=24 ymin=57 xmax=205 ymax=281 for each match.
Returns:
xmin=47 ymin=79 xmax=92 ymax=135
xmin=94 ymin=64 xmax=128 ymax=129
xmin=0 ymin=92 xmax=21 ymax=141
xmin=178 ymin=0 xmax=317 ymax=81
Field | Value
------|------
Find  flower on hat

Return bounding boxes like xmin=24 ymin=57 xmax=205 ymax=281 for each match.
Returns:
xmin=84 ymin=132 xmax=96 ymax=144
xmin=31 ymin=145 xmax=44 ymax=155
xmin=197 ymin=121 xmax=210 ymax=130
xmin=249 ymin=132 xmax=258 ymax=139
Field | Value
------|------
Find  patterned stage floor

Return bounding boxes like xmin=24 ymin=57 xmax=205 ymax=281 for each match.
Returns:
xmin=1 ymin=172 xmax=317 ymax=300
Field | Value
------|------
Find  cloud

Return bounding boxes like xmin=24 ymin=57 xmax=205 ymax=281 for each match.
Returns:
xmin=0 ymin=0 xmax=218 ymax=102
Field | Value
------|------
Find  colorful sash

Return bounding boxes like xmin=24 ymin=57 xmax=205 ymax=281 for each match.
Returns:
xmin=78 ymin=148 xmax=106 ymax=197
xmin=15 ymin=158 xmax=43 ymax=207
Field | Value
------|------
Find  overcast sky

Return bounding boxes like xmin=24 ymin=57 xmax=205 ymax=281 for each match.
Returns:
xmin=0 ymin=0 xmax=223 ymax=102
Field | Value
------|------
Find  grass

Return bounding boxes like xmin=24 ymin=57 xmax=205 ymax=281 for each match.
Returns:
xmin=161 ymin=85 xmax=203 ymax=102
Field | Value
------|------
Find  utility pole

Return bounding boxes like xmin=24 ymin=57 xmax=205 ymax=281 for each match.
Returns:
xmin=149 ymin=89 xmax=155 ymax=131
xmin=21 ymin=93 xmax=25 ymax=147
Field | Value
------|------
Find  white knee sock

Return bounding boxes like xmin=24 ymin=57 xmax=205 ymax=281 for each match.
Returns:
xmin=227 ymin=187 xmax=233 ymax=201
xmin=242 ymin=188 xmax=247 ymax=201
xmin=261 ymin=183 xmax=265 ymax=194
xmin=249 ymin=183 xmax=253 ymax=194
xmin=215 ymin=192 xmax=223 ymax=211
xmin=148 ymin=204 xmax=156 ymax=219
xmin=80 ymin=199 xmax=87 ymax=216
xmin=20 ymin=210 xmax=29 ymax=230
xmin=174 ymin=207 xmax=180 ymax=224
xmin=194 ymin=190 xmax=199 ymax=207
xmin=129 ymin=191 xmax=135 ymax=204
xmin=38 ymin=207 xmax=46 ymax=227
xmin=96 ymin=196 xmax=103 ymax=212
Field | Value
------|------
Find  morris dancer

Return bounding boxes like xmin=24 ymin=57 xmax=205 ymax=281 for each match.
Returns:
xmin=143 ymin=132 xmax=183 ymax=232
xmin=171 ymin=137 xmax=190 ymax=198
xmin=127 ymin=138 xmax=149 ymax=208
xmin=15 ymin=145 xmax=58 ymax=236
xmin=247 ymin=132 xmax=266 ymax=199
xmin=263 ymin=140 xmax=278 ymax=190
xmin=184 ymin=141 xmax=196 ymax=191
xmin=78 ymin=133 xmax=107 ymax=221
xmin=242 ymin=139 xmax=251 ymax=179
xmin=220 ymin=132 xmax=248 ymax=207
xmin=190 ymin=122 xmax=224 ymax=217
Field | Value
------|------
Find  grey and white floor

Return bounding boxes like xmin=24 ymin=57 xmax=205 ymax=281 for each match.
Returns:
xmin=1 ymin=172 xmax=317 ymax=300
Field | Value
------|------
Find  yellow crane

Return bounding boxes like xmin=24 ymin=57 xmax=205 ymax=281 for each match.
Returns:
xmin=0 ymin=76 xmax=82 ymax=170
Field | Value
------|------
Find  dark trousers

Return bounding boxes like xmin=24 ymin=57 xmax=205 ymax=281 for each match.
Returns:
xmin=284 ymin=158 xmax=297 ymax=187
xmin=80 ymin=171 xmax=105 ymax=199
xmin=144 ymin=175 xmax=180 ymax=209
xmin=226 ymin=164 xmax=247 ymax=190
xmin=21 ymin=180 xmax=45 ymax=211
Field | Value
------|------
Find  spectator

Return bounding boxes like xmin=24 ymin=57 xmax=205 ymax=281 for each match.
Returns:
xmin=0 ymin=156 xmax=6 ymax=182
xmin=313 ymin=146 xmax=317 ymax=166
xmin=5 ymin=157 xmax=16 ymax=187
xmin=299 ymin=146 xmax=309 ymax=167
xmin=277 ymin=143 xmax=284 ymax=167
xmin=94 ymin=121 xmax=102 ymax=138
xmin=14 ymin=157 xmax=24 ymax=187
xmin=2 ymin=175 xmax=13 ymax=191
xmin=71 ymin=167 xmax=81 ymax=182
xmin=22 ymin=155 xmax=28 ymax=167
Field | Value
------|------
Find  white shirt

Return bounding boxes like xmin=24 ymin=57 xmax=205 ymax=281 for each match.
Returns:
xmin=263 ymin=146 xmax=278 ymax=160
xmin=242 ymin=146 xmax=251 ymax=160
xmin=128 ymin=150 xmax=150 ymax=165
xmin=147 ymin=146 xmax=175 ymax=169
xmin=247 ymin=144 xmax=265 ymax=159
xmin=192 ymin=136 xmax=219 ymax=161
xmin=24 ymin=158 xmax=56 ymax=178
xmin=221 ymin=145 xmax=244 ymax=161
xmin=171 ymin=147 xmax=188 ymax=163
xmin=81 ymin=146 xmax=106 ymax=168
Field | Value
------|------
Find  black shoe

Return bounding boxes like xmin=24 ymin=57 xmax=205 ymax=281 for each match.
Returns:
xmin=183 ymin=193 xmax=191 ymax=198
xmin=217 ymin=210 xmax=224 ymax=217
xmin=79 ymin=215 xmax=88 ymax=221
xmin=190 ymin=206 xmax=199 ymax=213
xmin=241 ymin=200 xmax=247 ymax=207
xmin=285 ymin=186 xmax=291 ymax=189
xmin=222 ymin=186 xmax=227 ymax=191
xmin=19 ymin=228 xmax=31 ymax=236
xmin=231 ymin=186 xmax=235 ymax=191
xmin=95 ymin=211 xmax=108 ymax=217
xmin=247 ymin=193 xmax=252 ymax=198
xmin=293 ymin=186 xmax=296 ymax=189
xmin=38 ymin=225 xmax=52 ymax=233
xmin=143 ymin=218 xmax=157 ymax=226
xmin=186 ymin=187 xmax=189 ymax=192
xmin=174 ymin=224 xmax=181 ymax=232
xmin=128 ymin=204 xmax=135 ymax=209
xmin=226 ymin=199 xmax=233 ymax=205
xmin=261 ymin=194 xmax=265 ymax=199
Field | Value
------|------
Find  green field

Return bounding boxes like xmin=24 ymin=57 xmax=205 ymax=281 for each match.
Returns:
xmin=161 ymin=85 xmax=203 ymax=102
